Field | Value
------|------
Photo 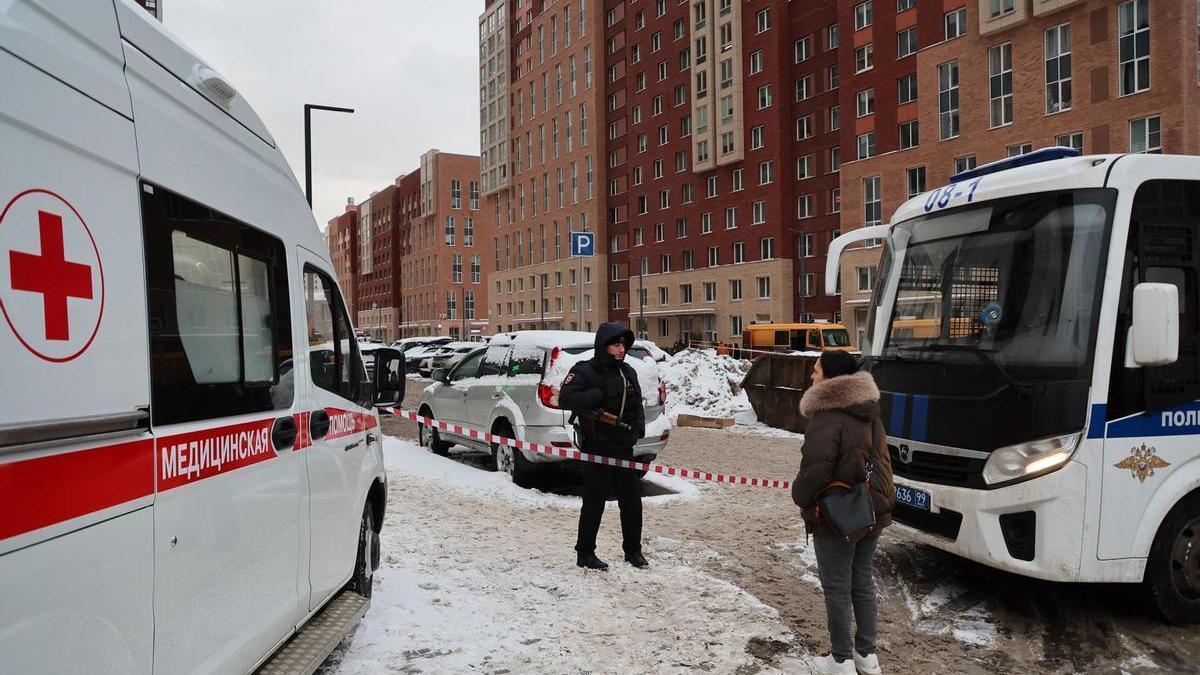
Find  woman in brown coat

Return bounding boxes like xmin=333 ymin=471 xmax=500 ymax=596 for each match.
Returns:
xmin=792 ymin=351 xmax=894 ymax=675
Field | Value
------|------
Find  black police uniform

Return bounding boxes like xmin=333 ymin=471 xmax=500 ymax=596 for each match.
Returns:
xmin=559 ymin=323 xmax=647 ymax=569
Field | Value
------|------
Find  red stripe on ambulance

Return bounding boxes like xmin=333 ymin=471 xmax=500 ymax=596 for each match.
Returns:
xmin=0 ymin=437 xmax=154 ymax=541
xmin=157 ymin=418 xmax=276 ymax=491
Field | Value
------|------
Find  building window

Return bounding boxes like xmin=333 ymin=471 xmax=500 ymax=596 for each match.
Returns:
xmin=831 ymin=188 xmax=842 ymax=213
xmin=759 ymin=161 xmax=774 ymax=185
xmin=945 ymin=8 xmax=967 ymax=40
xmin=855 ymin=1 xmax=873 ymax=30
xmin=749 ymin=50 xmax=764 ymax=74
xmin=730 ymin=279 xmax=743 ymax=301
xmin=761 ymin=237 xmax=775 ymax=260
xmin=732 ymin=169 xmax=744 ymax=191
xmin=795 ymin=75 xmax=813 ymax=101
xmin=1045 ymin=24 xmax=1072 ymax=114
xmin=758 ymin=84 xmax=773 ymax=109
xmin=827 ymin=23 xmax=839 ymax=50
xmin=989 ymin=43 xmax=1013 ymax=127
xmin=864 ymin=176 xmax=882 ymax=226
xmin=990 ymin=0 xmax=1015 ymax=18
xmin=898 ymin=0 xmax=916 ymax=10
xmin=471 ymin=255 xmax=481 ymax=283
xmin=733 ymin=241 xmax=746 ymax=263
xmin=831 ymin=147 xmax=841 ymax=172
xmin=897 ymin=27 xmax=917 ymax=59
xmin=1119 ymin=0 xmax=1151 ymax=96
xmin=855 ymin=44 xmax=874 ymax=73
xmin=708 ymin=245 xmax=719 ymax=267
xmin=756 ymin=8 xmax=771 ymax=33
xmin=680 ymin=284 xmax=693 ymax=304
xmin=751 ymin=125 xmax=765 ymax=149
xmin=899 ymin=120 xmax=919 ymax=149
xmin=795 ymin=36 xmax=812 ymax=62
xmin=954 ymin=155 xmax=977 ymax=174
xmin=796 ymin=154 xmax=813 ymax=180
xmin=757 ymin=276 xmax=771 ymax=299
xmin=701 ymin=212 xmax=713 ymax=234
xmin=445 ymin=216 xmax=455 ymax=245
xmin=938 ymin=60 xmax=960 ymax=140
xmin=452 ymin=254 xmax=463 ymax=283
xmin=752 ymin=200 xmax=766 ymax=224
xmin=464 ymin=217 xmax=474 ymax=245
xmin=655 ymin=222 xmax=665 ymax=243
xmin=707 ymin=175 xmax=719 ymax=197
xmin=857 ymin=266 xmax=875 ymax=292
xmin=1130 ymin=115 xmax=1162 ymax=153
xmin=830 ymin=105 xmax=841 ymax=130
xmin=857 ymin=132 xmax=876 ymax=160
xmin=797 ymin=194 xmax=813 ymax=219
xmin=725 ymin=206 xmax=737 ymax=229
xmin=796 ymin=115 xmax=814 ymax=140
xmin=906 ymin=166 xmax=926 ymax=198
xmin=1055 ymin=132 xmax=1084 ymax=151
xmin=898 ymin=73 xmax=918 ymax=104
xmin=704 ymin=281 xmax=717 ymax=302
xmin=661 ymin=254 xmax=672 ymax=273
xmin=856 ymin=88 xmax=875 ymax=117
xmin=1007 ymin=143 xmax=1034 ymax=157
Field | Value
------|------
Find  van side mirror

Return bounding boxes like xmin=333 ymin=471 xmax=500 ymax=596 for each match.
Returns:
xmin=1126 ymin=283 xmax=1179 ymax=368
xmin=372 ymin=348 xmax=405 ymax=407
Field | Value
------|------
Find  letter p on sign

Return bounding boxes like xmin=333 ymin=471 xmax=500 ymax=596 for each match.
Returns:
xmin=570 ymin=231 xmax=595 ymax=257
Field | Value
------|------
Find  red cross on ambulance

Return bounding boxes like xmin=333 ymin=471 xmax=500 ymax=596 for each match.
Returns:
xmin=0 ymin=189 xmax=105 ymax=363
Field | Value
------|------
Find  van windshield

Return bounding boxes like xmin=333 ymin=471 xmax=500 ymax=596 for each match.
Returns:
xmin=822 ymin=329 xmax=852 ymax=347
xmin=870 ymin=188 xmax=1115 ymax=379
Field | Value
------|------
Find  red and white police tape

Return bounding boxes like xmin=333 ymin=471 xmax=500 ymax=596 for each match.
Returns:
xmin=387 ymin=408 xmax=792 ymax=490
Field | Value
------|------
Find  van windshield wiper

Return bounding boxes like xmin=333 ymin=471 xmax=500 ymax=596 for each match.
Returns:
xmin=894 ymin=343 xmax=1041 ymax=398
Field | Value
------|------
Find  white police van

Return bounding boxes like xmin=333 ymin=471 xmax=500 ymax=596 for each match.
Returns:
xmin=0 ymin=2 xmax=404 ymax=671
xmin=828 ymin=148 xmax=1200 ymax=623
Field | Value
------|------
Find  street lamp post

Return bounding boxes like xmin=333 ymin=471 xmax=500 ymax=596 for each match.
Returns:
xmin=786 ymin=226 xmax=808 ymax=321
xmin=304 ymin=103 xmax=355 ymax=207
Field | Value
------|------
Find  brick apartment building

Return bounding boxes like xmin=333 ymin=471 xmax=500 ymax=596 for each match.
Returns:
xmin=398 ymin=150 xmax=492 ymax=339
xmin=837 ymin=0 xmax=1200 ymax=346
xmin=326 ymin=199 xmax=359 ymax=319
xmin=485 ymin=0 xmax=846 ymax=347
xmin=325 ymin=150 xmax=491 ymax=342
xmin=484 ymin=0 xmax=610 ymax=334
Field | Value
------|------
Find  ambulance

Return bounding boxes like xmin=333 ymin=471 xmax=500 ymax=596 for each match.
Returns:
xmin=0 ymin=2 xmax=405 ymax=672
xmin=827 ymin=148 xmax=1200 ymax=623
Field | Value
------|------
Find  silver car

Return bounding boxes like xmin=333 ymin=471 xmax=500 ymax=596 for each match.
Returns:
xmin=416 ymin=330 xmax=672 ymax=486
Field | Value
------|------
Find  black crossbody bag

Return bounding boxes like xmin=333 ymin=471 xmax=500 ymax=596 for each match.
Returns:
xmin=815 ymin=421 xmax=879 ymax=542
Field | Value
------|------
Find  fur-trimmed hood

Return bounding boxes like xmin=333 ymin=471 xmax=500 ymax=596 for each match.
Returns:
xmin=800 ymin=370 xmax=881 ymax=420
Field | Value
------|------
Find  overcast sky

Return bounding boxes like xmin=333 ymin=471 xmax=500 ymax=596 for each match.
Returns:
xmin=166 ymin=1 xmax=482 ymax=230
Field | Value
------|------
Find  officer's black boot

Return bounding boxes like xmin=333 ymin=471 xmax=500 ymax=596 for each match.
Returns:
xmin=624 ymin=551 xmax=649 ymax=568
xmin=577 ymin=553 xmax=609 ymax=570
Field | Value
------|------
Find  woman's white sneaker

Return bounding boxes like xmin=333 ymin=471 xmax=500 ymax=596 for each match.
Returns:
xmin=811 ymin=654 xmax=857 ymax=674
xmin=853 ymin=651 xmax=882 ymax=675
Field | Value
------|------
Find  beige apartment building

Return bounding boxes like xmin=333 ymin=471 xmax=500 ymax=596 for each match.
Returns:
xmin=485 ymin=0 xmax=610 ymax=333
xmin=838 ymin=0 xmax=1200 ymax=347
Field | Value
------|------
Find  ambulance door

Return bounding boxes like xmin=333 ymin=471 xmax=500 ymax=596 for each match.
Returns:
xmin=298 ymin=251 xmax=373 ymax=608
xmin=141 ymin=185 xmax=303 ymax=673
xmin=0 ymin=3 xmax=152 ymax=673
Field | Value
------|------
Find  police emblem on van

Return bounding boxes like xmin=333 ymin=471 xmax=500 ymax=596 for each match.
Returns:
xmin=1114 ymin=444 xmax=1170 ymax=484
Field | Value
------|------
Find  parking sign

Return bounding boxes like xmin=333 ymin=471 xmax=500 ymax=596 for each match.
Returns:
xmin=570 ymin=231 xmax=595 ymax=257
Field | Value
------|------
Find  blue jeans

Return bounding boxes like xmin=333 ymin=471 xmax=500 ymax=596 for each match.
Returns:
xmin=813 ymin=533 xmax=880 ymax=660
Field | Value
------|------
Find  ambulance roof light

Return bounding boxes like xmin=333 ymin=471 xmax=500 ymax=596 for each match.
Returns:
xmin=950 ymin=147 xmax=1081 ymax=183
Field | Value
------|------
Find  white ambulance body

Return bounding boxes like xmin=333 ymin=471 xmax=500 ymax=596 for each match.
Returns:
xmin=0 ymin=2 xmax=402 ymax=671
xmin=828 ymin=148 xmax=1200 ymax=623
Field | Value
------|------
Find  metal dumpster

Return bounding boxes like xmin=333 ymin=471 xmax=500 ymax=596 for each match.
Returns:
xmin=740 ymin=353 xmax=818 ymax=434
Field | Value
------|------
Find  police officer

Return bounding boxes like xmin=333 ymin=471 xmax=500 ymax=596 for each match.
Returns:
xmin=559 ymin=322 xmax=648 ymax=570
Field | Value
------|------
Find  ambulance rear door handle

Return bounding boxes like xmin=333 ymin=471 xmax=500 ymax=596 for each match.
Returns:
xmin=310 ymin=409 xmax=331 ymax=440
xmin=271 ymin=415 xmax=297 ymax=452
xmin=343 ymin=440 xmax=362 ymax=451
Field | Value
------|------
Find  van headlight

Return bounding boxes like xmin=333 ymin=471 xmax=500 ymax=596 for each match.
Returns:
xmin=982 ymin=432 xmax=1081 ymax=486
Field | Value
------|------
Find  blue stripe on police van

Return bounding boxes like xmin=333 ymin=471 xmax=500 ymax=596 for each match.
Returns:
xmin=889 ymin=393 xmax=908 ymax=437
xmin=910 ymin=395 xmax=929 ymax=442
xmin=1087 ymin=401 xmax=1200 ymax=439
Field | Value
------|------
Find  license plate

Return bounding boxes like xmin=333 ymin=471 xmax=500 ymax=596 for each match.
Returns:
xmin=895 ymin=483 xmax=931 ymax=512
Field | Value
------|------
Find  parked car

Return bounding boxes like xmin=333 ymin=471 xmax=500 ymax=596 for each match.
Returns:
xmin=416 ymin=331 xmax=671 ymax=486
xmin=418 ymin=341 xmax=478 ymax=377
xmin=404 ymin=341 xmax=452 ymax=373
xmin=634 ymin=339 xmax=669 ymax=363
xmin=392 ymin=335 xmax=451 ymax=353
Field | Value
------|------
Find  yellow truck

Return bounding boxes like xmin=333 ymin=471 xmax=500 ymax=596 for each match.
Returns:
xmin=741 ymin=322 xmax=856 ymax=353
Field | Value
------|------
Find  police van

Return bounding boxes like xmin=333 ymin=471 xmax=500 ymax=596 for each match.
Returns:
xmin=0 ymin=2 xmax=405 ymax=672
xmin=828 ymin=148 xmax=1200 ymax=623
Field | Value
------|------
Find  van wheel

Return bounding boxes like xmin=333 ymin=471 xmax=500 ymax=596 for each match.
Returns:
xmin=1147 ymin=493 xmax=1200 ymax=624
xmin=492 ymin=422 xmax=535 ymax=488
xmin=349 ymin=504 xmax=378 ymax=599
xmin=418 ymin=407 xmax=450 ymax=456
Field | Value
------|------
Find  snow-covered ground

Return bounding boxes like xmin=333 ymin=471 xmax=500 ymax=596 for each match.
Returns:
xmin=326 ymin=438 xmax=810 ymax=674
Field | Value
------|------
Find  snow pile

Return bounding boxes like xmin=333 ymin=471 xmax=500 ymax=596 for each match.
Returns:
xmin=660 ymin=348 xmax=753 ymax=420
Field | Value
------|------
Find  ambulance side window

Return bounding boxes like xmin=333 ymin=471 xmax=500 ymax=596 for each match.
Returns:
xmin=142 ymin=183 xmax=293 ymax=426
xmin=304 ymin=268 xmax=364 ymax=404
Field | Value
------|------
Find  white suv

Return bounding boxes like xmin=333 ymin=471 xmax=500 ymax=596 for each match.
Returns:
xmin=416 ymin=331 xmax=671 ymax=486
